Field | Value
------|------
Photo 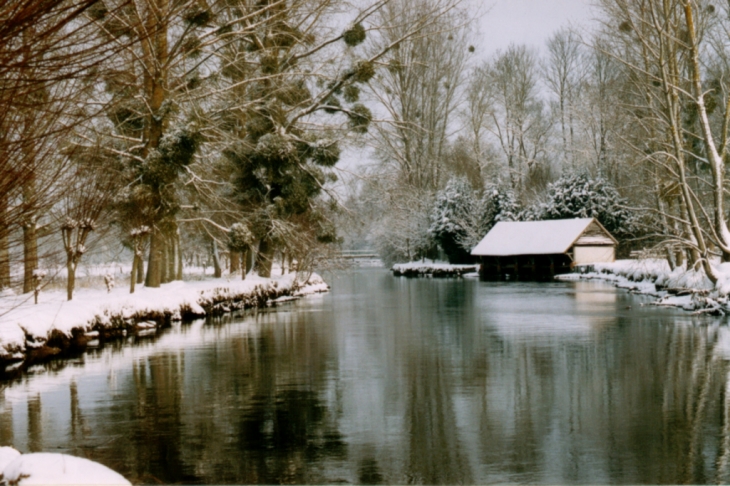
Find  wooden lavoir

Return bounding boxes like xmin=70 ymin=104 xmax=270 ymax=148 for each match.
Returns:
xmin=470 ymin=218 xmax=617 ymax=281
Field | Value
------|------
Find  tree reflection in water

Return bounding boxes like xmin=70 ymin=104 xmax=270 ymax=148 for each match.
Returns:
xmin=2 ymin=273 xmax=730 ymax=484
xmin=84 ymin=317 xmax=347 ymax=484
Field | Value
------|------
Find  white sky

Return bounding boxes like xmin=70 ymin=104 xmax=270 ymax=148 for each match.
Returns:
xmin=478 ymin=0 xmax=596 ymax=56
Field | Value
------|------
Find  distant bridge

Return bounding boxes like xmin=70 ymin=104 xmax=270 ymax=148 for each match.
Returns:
xmin=336 ymin=249 xmax=380 ymax=260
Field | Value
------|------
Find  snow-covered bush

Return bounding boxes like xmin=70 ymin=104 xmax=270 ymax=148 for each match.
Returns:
xmin=428 ymin=178 xmax=474 ymax=263
xmin=488 ymin=185 xmax=521 ymax=223
xmin=452 ymin=184 xmax=521 ymax=253
xmin=522 ymin=173 xmax=637 ymax=236
xmin=429 ymin=178 xmax=521 ymax=262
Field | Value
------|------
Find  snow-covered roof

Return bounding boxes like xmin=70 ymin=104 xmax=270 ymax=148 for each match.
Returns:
xmin=471 ymin=218 xmax=615 ymax=257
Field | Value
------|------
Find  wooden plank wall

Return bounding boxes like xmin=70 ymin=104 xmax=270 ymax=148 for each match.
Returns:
xmin=478 ymin=254 xmax=573 ymax=281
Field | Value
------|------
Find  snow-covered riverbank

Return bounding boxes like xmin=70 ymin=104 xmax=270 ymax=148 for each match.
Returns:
xmin=0 ymin=272 xmax=328 ymax=370
xmin=559 ymin=259 xmax=730 ymax=314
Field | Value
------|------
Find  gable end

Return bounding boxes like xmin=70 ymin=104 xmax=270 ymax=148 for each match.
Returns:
xmin=570 ymin=220 xmax=618 ymax=248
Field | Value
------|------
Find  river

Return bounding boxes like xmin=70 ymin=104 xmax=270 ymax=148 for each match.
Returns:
xmin=1 ymin=268 xmax=730 ymax=484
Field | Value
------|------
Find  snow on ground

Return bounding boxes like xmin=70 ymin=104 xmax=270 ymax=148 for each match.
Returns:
xmin=0 ymin=450 xmax=130 ymax=485
xmin=391 ymin=260 xmax=479 ymax=277
xmin=0 ymin=447 xmax=20 ymax=472
xmin=0 ymin=271 xmax=328 ymax=363
xmin=1 ymin=263 xmax=260 ymax=297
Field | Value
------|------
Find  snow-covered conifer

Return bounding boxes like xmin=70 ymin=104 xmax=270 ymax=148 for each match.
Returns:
xmin=524 ymin=173 xmax=636 ymax=236
xmin=429 ymin=178 xmax=473 ymax=263
xmin=450 ymin=183 xmax=522 ymax=253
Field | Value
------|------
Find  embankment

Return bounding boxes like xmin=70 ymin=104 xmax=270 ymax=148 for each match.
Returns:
xmin=560 ymin=259 xmax=730 ymax=314
xmin=0 ymin=273 xmax=328 ymax=373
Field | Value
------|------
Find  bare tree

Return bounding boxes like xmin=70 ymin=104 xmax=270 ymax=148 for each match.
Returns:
xmin=366 ymin=175 xmax=436 ymax=264
xmin=581 ymin=42 xmax=626 ymax=179
xmin=544 ymin=28 xmax=587 ymax=169
xmin=682 ymin=1 xmax=730 ymax=266
xmin=596 ymin=0 xmax=726 ymax=280
xmin=368 ymin=0 xmax=473 ymax=191
xmin=482 ymin=45 xmax=552 ymax=197
xmin=171 ymin=0 xmax=468 ymax=277
xmin=462 ymin=63 xmax=493 ymax=180
xmin=57 ymin=145 xmax=119 ymax=300
xmin=0 ymin=0 xmax=127 ymax=293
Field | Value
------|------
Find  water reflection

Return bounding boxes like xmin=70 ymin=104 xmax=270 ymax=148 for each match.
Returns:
xmin=1 ymin=271 xmax=730 ymax=484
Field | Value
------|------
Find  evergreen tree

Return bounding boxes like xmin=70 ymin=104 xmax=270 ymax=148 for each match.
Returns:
xmin=524 ymin=173 xmax=636 ymax=237
xmin=428 ymin=178 xmax=474 ymax=263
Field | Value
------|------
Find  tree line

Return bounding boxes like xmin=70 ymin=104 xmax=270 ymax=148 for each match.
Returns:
xmin=353 ymin=0 xmax=730 ymax=285
xmin=0 ymin=0 xmax=464 ymax=300
xmin=6 ymin=0 xmax=730 ymax=298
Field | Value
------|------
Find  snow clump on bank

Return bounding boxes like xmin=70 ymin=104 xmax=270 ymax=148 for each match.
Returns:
xmin=0 ymin=448 xmax=130 ymax=485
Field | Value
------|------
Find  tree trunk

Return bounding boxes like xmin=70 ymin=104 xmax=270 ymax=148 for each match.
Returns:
xmin=211 ymin=240 xmax=222 ymax=278
xmin=167 ymin=232 xmax=176 ymax=281
xmin=240 ymin=250 xmax=247 ymax=280
xmin=255 ymin=238 xmax=275 ymax=278
xmin=136 ymin=254 xmax=145 ymax=284
xmin=145 ymin=229 xmax=163 ymax=288
xmin=67 ymin=259 xmax=75 ymax=301
xmin=160 ymin=237 xmax=170 ymax=284
xmin=655 ymin=175 xmax=675 ymax=271
xmin=176 ymin=230 xmax=183 ymax=281
xmin=130 ymin=254 xmax=139 ymax=294
xmin=21 ymin=31 xmax=39 ymax=295
xmin=666 ymin=197 xmax=685 ymax=269
xmin=0 ymin=196 xmax=9 ymax=289
xmin=246 ymin=247 xmax=254 ymax=274
xmin=230 ymin=251 xmax=240 ymax=274
xmin=23 ymin=219 xmax=38 ymax=294
xmin=0 ymin=232 xmax=8 ymax=289
xmin=665 ymin=247 xmax=677 ymax=272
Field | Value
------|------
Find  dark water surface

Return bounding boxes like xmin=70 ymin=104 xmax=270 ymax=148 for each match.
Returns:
xmin=2 ymin=269 xmax=730 ymax=484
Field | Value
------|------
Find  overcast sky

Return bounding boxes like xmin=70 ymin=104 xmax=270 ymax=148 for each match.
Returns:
xmin=478 ymin=0 xmax=595 ymax=56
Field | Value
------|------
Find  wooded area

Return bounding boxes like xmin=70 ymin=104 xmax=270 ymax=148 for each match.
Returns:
xmin=3 ymin=0 xmax=730 ymax=298
xmin=355 ymin=0 xmax=730 ymax=284
xmin=0 ymin=0 xmax=460 ymax=300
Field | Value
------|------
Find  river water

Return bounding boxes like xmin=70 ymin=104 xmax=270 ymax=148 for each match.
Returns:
xmin=2 ymin=269 xmax=730 ymax=484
